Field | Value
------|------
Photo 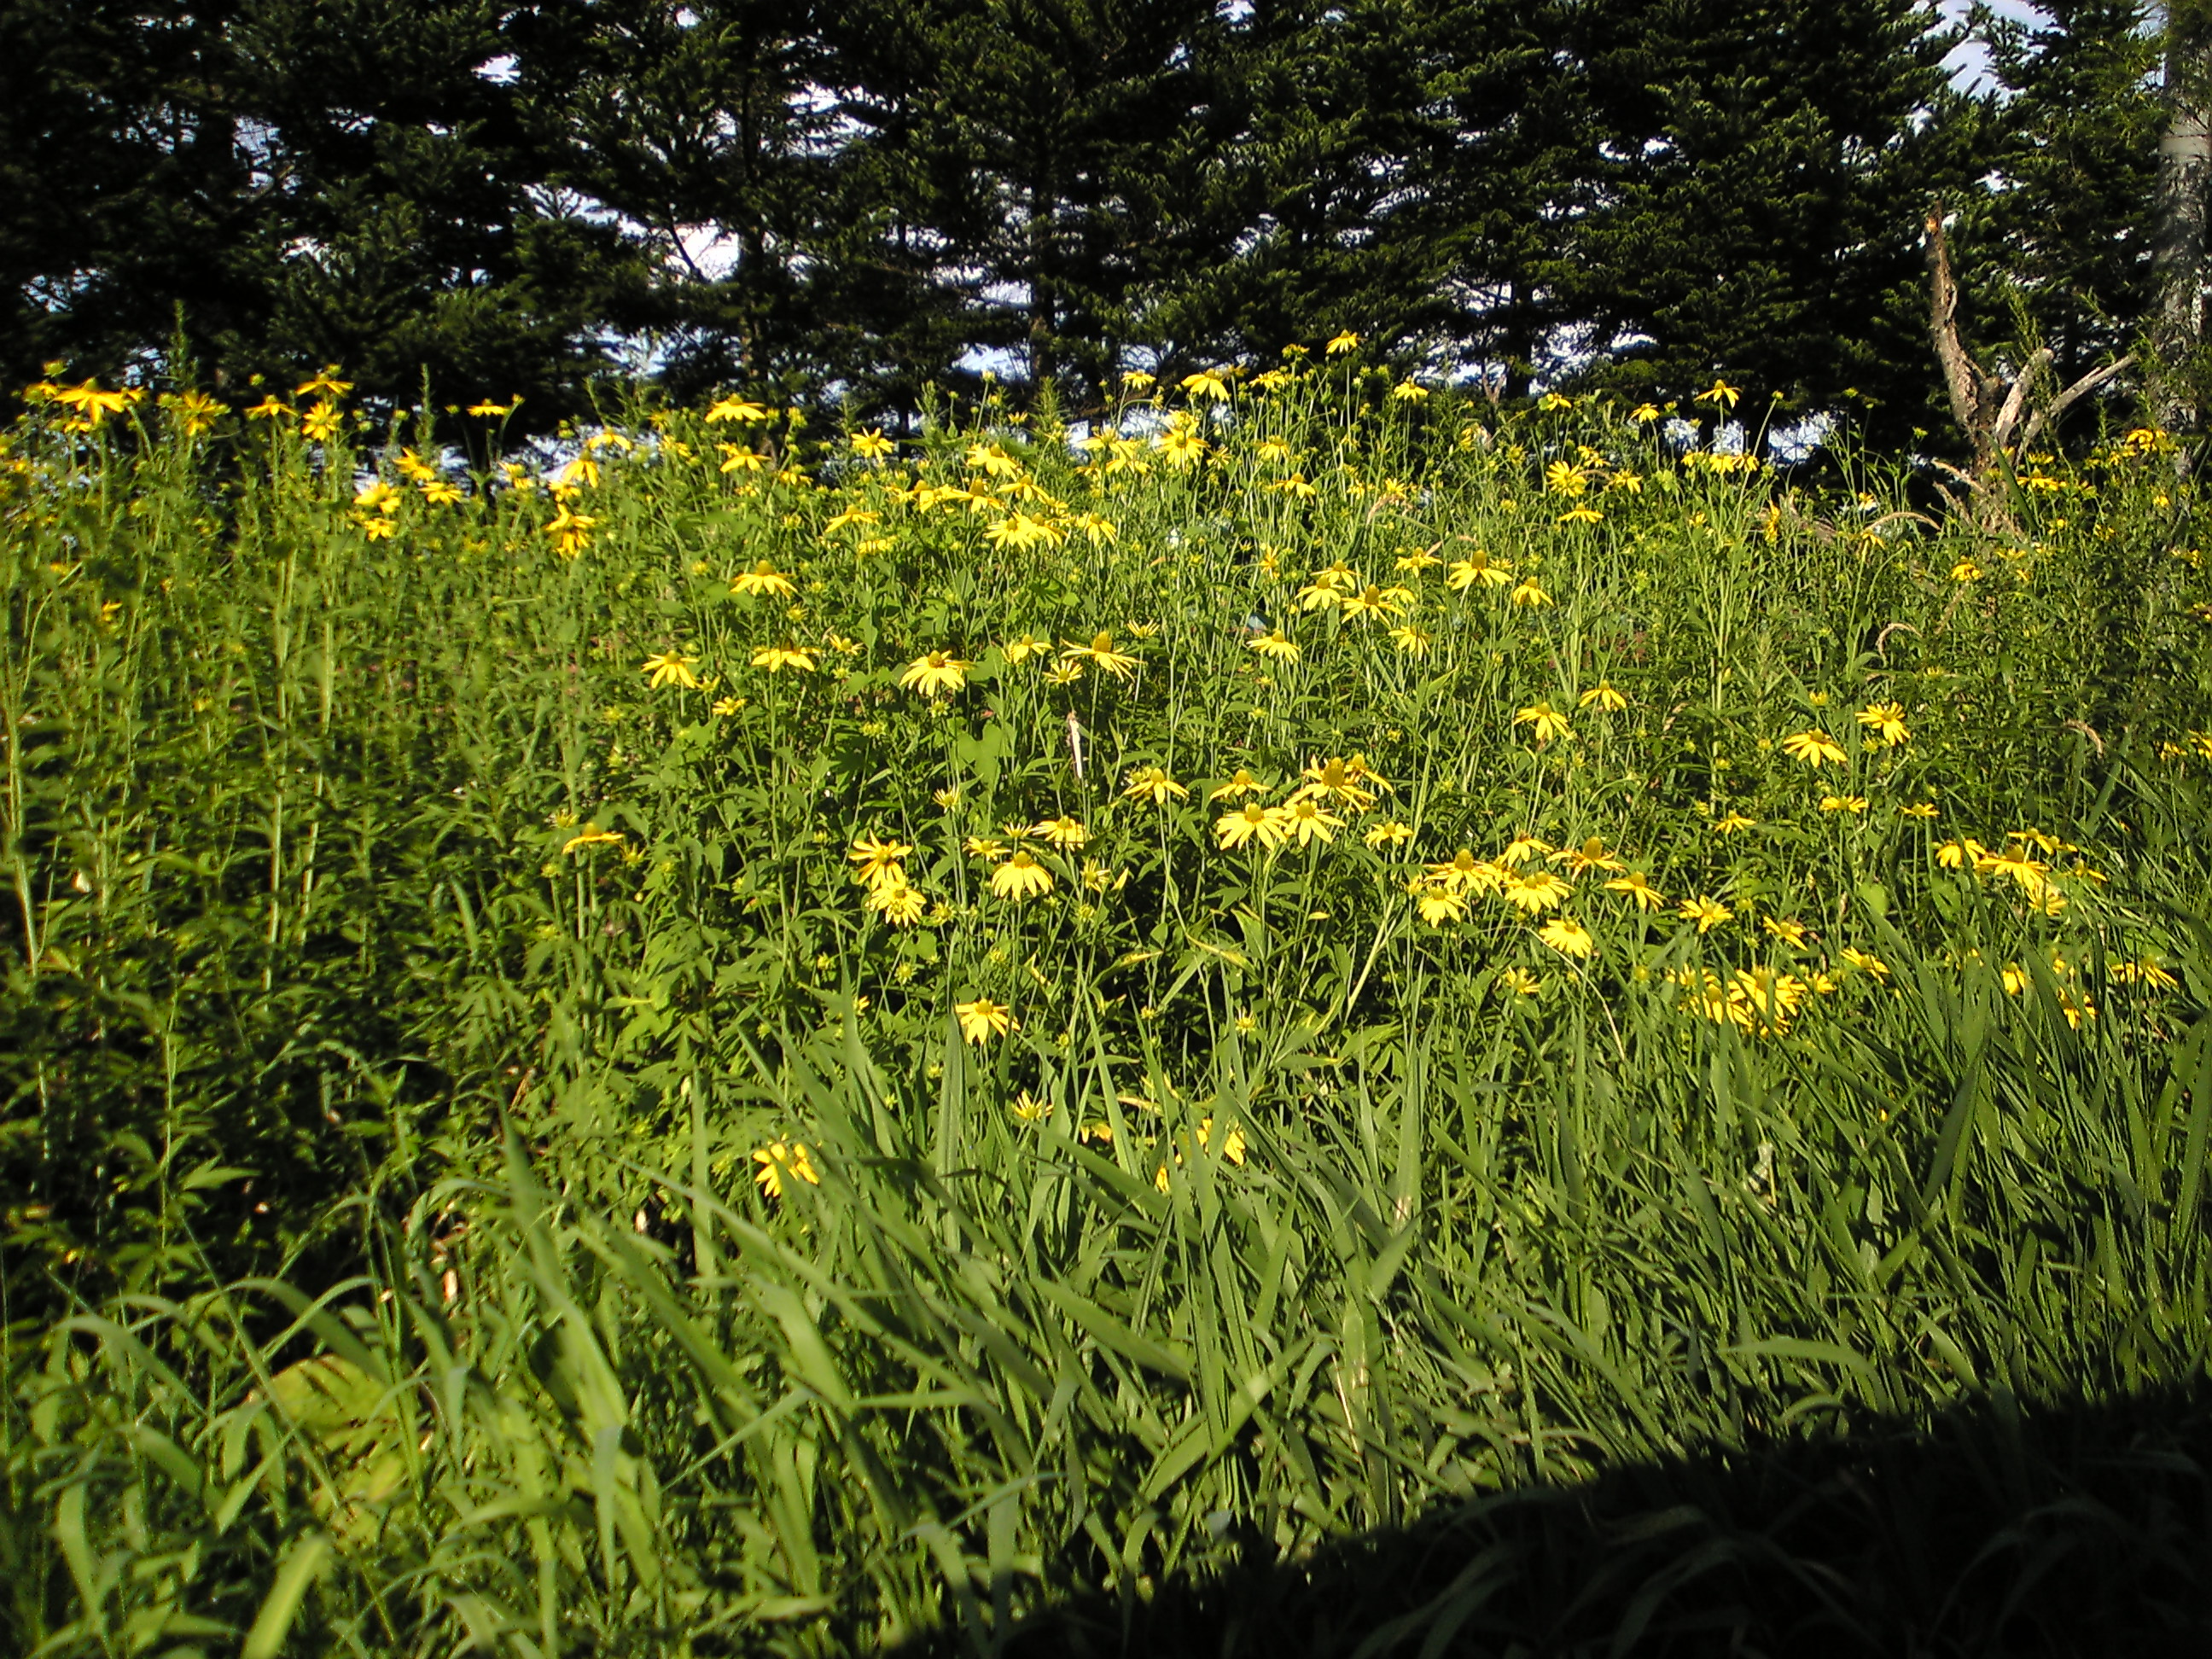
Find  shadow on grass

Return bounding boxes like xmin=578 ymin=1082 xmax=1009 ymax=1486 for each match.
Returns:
xmin=906 ymin=1381 xmax=2212 ymax=1657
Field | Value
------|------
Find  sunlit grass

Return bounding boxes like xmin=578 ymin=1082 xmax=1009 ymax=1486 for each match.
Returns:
xmin=3 ymin=364 xmax=2211 ymax=1653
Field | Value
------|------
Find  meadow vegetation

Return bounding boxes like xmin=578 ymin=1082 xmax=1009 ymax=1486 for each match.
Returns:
xmin=4 ymin=352 xmax=2212 ymax=1653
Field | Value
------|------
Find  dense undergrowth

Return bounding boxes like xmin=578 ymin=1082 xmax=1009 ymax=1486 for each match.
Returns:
xmin=4 ymin=359 xmax=2212 ymax=1654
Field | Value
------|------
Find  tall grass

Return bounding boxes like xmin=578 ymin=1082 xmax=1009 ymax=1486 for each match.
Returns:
xmin=3 ymin=364 xmax=2210 ymax=1653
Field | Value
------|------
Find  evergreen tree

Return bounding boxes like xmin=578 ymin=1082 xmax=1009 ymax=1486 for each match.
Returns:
xmin=1560 ymin=0 xmax=1976 ymax=445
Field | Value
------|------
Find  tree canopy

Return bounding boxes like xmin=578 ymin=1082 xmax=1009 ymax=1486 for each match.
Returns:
xmin=0 ymin=0 xmax=2174 ymax=447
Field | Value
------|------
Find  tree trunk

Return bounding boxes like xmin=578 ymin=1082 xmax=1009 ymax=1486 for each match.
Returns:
xmin=2152 ymin=3 xmax=2212 ymax=433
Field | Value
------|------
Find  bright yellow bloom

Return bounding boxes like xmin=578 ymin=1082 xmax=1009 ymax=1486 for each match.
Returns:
xmin=706 ymin=397 xmax=772 ymax=423
xmin=991 ymin=849 xmax=1055 ymax=900
xmin=1157 ymin=423 xmax=1208 ymax=468
xmin=1856 ymin=701 xmax=1910 ymax=746
xmin=954 ymin=998 xmax=1016 ymax=1044
xmin=1122 ymin=765 xmax=1189 ymax=805
xmin=1840 ymin=947 xmax=1890 ymax=981
xmin=847 ymin=835 xmax=913 ymax=892
xmin=300 ymin=400 xmax=344 ymax=443
xmin=1415 ymin=883 xmax=1467 ymax=927
xmin=1779 ymin=729 xmax=1846 ymax=768
xmin=1215 ymin=803 xmax=1289 ymax=851
xmin=1061 ymin=631 xmax=1141 ymax=680
xmin=1249 ymin=628 xmax=1300 ymax=661
xmin=1033 ymin=815 xmax=1088 ymax=848
xmin=1389 ymin=623 xmax=1434 ymax=657
xmin=751 ymin=644 xmax=817 ymax=673
xmin=1498 ymin=967 xmax=1543 ymax=997
xmin=544 ymin=505 xmax=597 ymax=557
xmin=1515 ymin=701 xmax=1573 ymax=745
xmin=1579 ymin=682 xmax=1627 ymax=712
xmin=1545 ymin=461 xmax=1588 ymax=498
xmin=986 ymin=510 xmax=1062 ymax=550
xmin=1499 ymin=867 xmax=1572 ymax=915
xmin=1763 ymin=916 xmax=1809 ymax=948
xmin=1209 ymin=769 xmax=1267 ymax=801
xmin=823 ymin=504 xmax=882 ymax=536
xmin=1554 ymin=836 xmax=1624 ymax=875
xmin=752 ymin=1141 xmax=820 ymax=1198
xmin=1447 ymin=550 xmax=1513 ymax=590
xmin=1935 ymin=837 xmax=1987 ymax=869
xmin=1604 ymin=870 xmax=1667 ymax=910
xmin=899 ymin=651 xmax=971 ymax=696
xmin=1365 ymin=819 xmax=1413 ymax=847
xmin=1951 ymin=559 xmax=1983 ymax=582
xmin=731 ymin=560 xmax=795 ymax=597
xmin=164 ymin=390 xmax=222 ymax=435
xmin=562 ymin=826 xmax=625 ymax=854
xmin=1730 ymin=967 xmax=1807 ymax=1033
xmin=1281 ymin=797 xmax=1342 ymax=845
xmin=642 ymin=649 xmax=701 ymax=690
xmin=1509 ymin=579 xmax=1553 ymax=608
xmin=246 ymin=394 xmax=294 ymax=421
xmin=1180 ymin=369 xmax=1231 ymax=401
xmin=1428 ymin=849 xmax=1502 ymax=894
xmin=1011 ymin=1091 xmax=1051 ymax=1122
xmin=1819 ymin=795 xmax=1869 ymax=812
xmin=1695 ymin=377 xmax=1742 ymax=409
xmin=1389 ymin=380 xmax=1429 ymax=402
xmin=54 ymin=380 xmax=140 ymax=425
xmin=850 ymin=428 xmax=895 ymax=460
xmin=1714 ymin=812 xmax=1758 ymax=835
xmin=1538 ymin=917 xmax=1595 ymax=958
xmin=1498 ymin=834 xmax=1551 ymax=867
xmin=1679 ymin=895 xmax=1732 ymax=933
xmin=1325 ymin=330 xmax=1361 ymax=354
xmin=867 ymin=877 xmax=928 ymax=926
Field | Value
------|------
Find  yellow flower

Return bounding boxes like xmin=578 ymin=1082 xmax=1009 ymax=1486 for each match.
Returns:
xmin=1763 ymin=916 xmax=1809 ymax=948
xmin=295 ymin=367 xmax=352 ymax=399
xmin=300 ymin=400 xmax=344 ymax=443
xmin=1157 ymin=423 xmax=1208 ymax=468
xmin=899 ymin=651 xmax=971 ymax=696
xmin=1579 ymin=682 xmax=1627 ymax=712
xmin=1415 ymin=883 xmax=1467 ymax=927
xmin=544 ymin=506 xmax=597 ymax=557
xmin=1499 ymin=867 xmax=1572 ymax=914
xmin=562 ymin=826 xmax=625 ymax=854
xmin=1282 ymin=797 xmax=1342 ymax=845
xmin=1695 ymin=377 xmax=1742 ymax=409
xmin=954 ymin=998 xmax=1016 ymax=1044
xmin=1604 ymin=870 xmax=1667 ymax=911
xmin=1679 ymin=895 xmax=1732 ymax=933
xmin=1198 ymin=1117 xmax=1247 ymax=1163
xmin=1060 ymin=631 xmax=1141 ymax=680
xmin=1180 ymin=369 xmax=1231 ymax=401
xmin=1121 ymin=370 xmax=1156 ymax=392
xmin=1209 ymin=769 xmax=1267 ymax=801
xmin=1429 ymin=849 xmax=1501 ymax=894
xmin=752 ymin=644 xmax=817 ymax=673
xmin=867 ymin=877 xmax=928 ymax=926
xmin=1545 ymin=461 xmax=1588 ymax=498
xmin=1498 ymin=967 xmax=1543 ymax=996
xmin=964 ymin=835 xmax=1007 ymax=861
xmin=1389 ymin=623 xmax=1434 ymax=656
xmin=1249 ymin=628 xmax=1300 ymax=661
xmin=1557 ymin=505 xmax=1604 ymax=526
xmin=1951 ymin=560 xmax=1983 ymax=582
xmin=850 ymin=428 xmax=895 ymax=460
xmin=1819 ymin=795 xmax=1869 ymax=812
xmin=986 ymin=510 xmax=1062 ymax=550
xmin=163 ymin=389 xmax=222 ymax=435
xmin=1325 ymin=330 xmax=1361 ymax=354
xmin=1338 ymin=584 xmax=1411 ymax=620
xmin=1215 ymin=803 xmax=1289 ymax=851
xmin=1296 ymin=754 xmax=1385 ymax=808
xmin=991 ymin=849 xmax=1056 ymax=900
xmin=1901 ymin=800 xmax=1939 ymax=819
xmin=1779 ymin=729 xmax=1846 ymax=768
xmin=246 ymin=394 xmax=294 ymax=422
xmin=1033 ymin=815 xmax=1088 ymax=848
xmin=1499 ymin=833 xmax=1551 ymax=867
xmin=1839 ymin=947 xmax=1890 ymax=982
xmin=1538 ymin=917 xmax=1595 ymax=958
xmin=1730 ymin=967 xmax=1807 ymax=1033
xmin=1364 ymin=819 xmax=1413 ymax=847
xmin=1554 ymin=836 xmax=1624 ymax=875
xmin=1389 ymin=380 xmax=1429 ymax=402
xmin=847 ymin=835 xmax=914 ymax=892
xmin=1855 ymin=701 xmax=1910 ymax=746
xmin=54 ymin=379 xmax=141 ymax=426
xmin=1011 ymin=1090 xmax=1051 ymax=1122
xmin=468 ymin=395 xmax=521 ymax=417
xmin=991 ymin=633 xmax=1048 ymax=667
xmin=752 ymin=1140 xmax=820 ymax=1198
xmin=642 ymin=649 xmax=701 ymax=690
xmin=1122 ymin=765 xmax=1189 ymax=805
xmin=1714 ymin=812 xmax=1757 ymax=835
xmin=1537 ymin=391 xmax=1574 ymax=411
xmin=1447 ymin=550 xmax=1513 ymax=591
xmin=731 ymin=560 xmax=796 ymax=597
xmin=1629 ymin=402 xmax=1662 ymax=422
xmin=707 ymin=396 xmax=772 ymax=423
xmin=1514 ymin=701 xmax=1573 ymax=745
xmin=1509 ymin=579 xmax=1553 ymax=608
xmin=712 ymin=696 xmax=746 ymax=716
xmin=823 ymin=504 xmax=882 ymax=536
